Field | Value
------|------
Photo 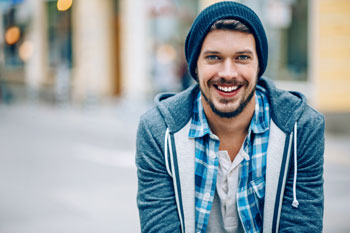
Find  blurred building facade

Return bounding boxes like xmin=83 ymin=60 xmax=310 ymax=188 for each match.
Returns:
xmin=0 ymin=0 xmax=349 ymax=120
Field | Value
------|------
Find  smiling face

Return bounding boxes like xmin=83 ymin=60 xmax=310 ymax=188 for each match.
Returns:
xmin=197 ymin=29 xmax=259 ymax=118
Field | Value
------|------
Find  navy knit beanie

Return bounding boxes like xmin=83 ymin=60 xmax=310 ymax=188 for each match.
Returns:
xmin=185 ymin=1 xmax=268 ymax=80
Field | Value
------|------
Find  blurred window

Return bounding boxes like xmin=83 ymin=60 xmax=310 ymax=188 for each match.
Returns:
xmin=262 ymin=0 xmax=309 ymax=81
xmin=286 ymin=0 xmax=308 ymax=81
xmin=148 ymin=0 xmax=198 ymax=93
xmin=46 ymin=1 xmax=73 ymax=68
xmin=2 ymin=7 xmax=24 ymax=68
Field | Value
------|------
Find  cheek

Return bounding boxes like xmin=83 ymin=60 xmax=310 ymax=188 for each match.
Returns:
xmin=198 ymin=74 xmax=207 ymax=88
xmin=197 ymin=64 xmax=216 ymax=79
xmin=241 ymin=64 xmax=259 ymax=79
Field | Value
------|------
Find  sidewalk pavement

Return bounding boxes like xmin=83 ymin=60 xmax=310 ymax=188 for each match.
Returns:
xmin=0 ymin=99 xmax=150 ymax=233
xmin=323 ymin=132 xmax=350 ymax=233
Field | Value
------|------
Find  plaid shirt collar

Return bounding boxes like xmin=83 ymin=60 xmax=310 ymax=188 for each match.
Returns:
xmin=189 ymin=86 xmax=270 ymax=233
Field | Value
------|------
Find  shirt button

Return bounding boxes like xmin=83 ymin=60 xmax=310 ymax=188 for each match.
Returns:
xmin=204 ymin=193 xmax=211 ymax=201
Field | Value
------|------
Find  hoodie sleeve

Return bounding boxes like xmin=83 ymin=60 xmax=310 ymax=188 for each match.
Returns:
xmin=279 ymin=108 xmax=325 ymax=232
xmin=136 ymin=110 xmax=181 ymax=233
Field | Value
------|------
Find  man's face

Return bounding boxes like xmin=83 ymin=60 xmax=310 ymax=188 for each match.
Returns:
xmin=197 ymin=29 xmax=259 ymax=118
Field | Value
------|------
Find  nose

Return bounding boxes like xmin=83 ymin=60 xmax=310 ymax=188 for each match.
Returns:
xmin=218 ymin=59 xmax=238 ymax=79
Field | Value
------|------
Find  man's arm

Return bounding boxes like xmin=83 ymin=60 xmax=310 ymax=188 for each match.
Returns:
xmin=136 ymin=113 xmax=181 ymax=233
xmin=279 ymin=109 xmax=325 ymax=232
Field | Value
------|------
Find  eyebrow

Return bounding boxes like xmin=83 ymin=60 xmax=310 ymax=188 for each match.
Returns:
xmin=202 ymin=49 xmax=254 ymax=55
xmin=202 ymin=50 xmax=220 ymax=55
xmin=236 ymin=50 xmax=254 ymax=55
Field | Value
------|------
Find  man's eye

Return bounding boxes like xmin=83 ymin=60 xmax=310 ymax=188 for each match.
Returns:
xmin=206 ymin=55 xmax=220 ymax=60
xmin=237 ymin=55 xmax=250 ymax=60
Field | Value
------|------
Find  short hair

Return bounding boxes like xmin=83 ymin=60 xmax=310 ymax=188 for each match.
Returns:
xmin=210 ymin=19 xmax=251 ymax=33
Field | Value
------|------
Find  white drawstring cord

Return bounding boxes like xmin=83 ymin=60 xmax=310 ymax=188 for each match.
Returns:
xmin=164 ymin=128 xmax=173 ymax=177
xmin=292 ymin=122 xmax=299 ymax=208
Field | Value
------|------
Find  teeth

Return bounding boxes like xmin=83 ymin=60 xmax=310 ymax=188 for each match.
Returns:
xmin=217 ymin=85 xmax=238 ymax=92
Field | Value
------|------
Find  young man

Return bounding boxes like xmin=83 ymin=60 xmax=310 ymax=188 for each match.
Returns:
xmin=136 ymin=1 xmax=324 ymax=233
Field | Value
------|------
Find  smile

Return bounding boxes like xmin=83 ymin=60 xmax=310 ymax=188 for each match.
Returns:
xmin=216 ymin=85 xmax=238 ymax=93
xmin=212 ymin=83 xmax=243 ymax=98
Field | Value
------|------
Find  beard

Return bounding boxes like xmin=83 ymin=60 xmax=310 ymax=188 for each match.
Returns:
xmin=200 ymin=82 xmax=256 ymax=119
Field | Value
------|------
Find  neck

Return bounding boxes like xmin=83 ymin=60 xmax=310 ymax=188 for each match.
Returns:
xmin=202 ymin=96 xmax=255 ymax=138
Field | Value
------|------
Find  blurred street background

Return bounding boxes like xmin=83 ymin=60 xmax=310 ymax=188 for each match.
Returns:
xmin=0 ymin=0 xmax=349 ymax=232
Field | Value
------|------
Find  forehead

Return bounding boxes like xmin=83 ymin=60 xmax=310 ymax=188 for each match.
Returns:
xmin=201 ymin=30 xmax=256 ymax=53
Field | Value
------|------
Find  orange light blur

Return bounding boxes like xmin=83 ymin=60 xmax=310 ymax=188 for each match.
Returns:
xmin=19 ymin=41 xmax=34 ymax=62
xmin=57 ymin=0 xmax=73 ymax=11
xmin=5 ymin=26 xmax=21 ymax=45
xmin=156 ymin=44 xmax=177 ymax=64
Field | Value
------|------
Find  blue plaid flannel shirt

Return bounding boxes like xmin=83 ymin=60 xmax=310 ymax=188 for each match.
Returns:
xmin=188 ymin=86 xmax=270 ymax=233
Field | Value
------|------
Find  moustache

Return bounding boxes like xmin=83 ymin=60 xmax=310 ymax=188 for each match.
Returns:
xmin=208 ymin=78 xmax=247 ymax=86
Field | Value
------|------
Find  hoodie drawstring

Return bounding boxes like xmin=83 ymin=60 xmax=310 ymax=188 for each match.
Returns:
xmin=292 ymin=122 xmax=299 ymax=208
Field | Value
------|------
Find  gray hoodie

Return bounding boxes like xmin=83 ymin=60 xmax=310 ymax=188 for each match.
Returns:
xmin=136 ymin=77 xmax=325 ymax=232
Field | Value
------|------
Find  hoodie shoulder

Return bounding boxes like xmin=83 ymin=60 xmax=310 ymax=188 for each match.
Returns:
xmin=143 ymin=84 xmax=200 ymax=133
xmin=258 ymin=77 xmax=312 ymax=133
xmin=298 ymin=104 xmax=325 ymax=133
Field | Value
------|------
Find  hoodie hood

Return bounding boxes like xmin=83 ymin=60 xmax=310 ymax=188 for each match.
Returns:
xmin=258 ymin=77 xmax=307 ymax=133
xmin=155 ymin=85 xmax=199 ymax=133
xmin=154 ymin=76 xmax=307 ymax=134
